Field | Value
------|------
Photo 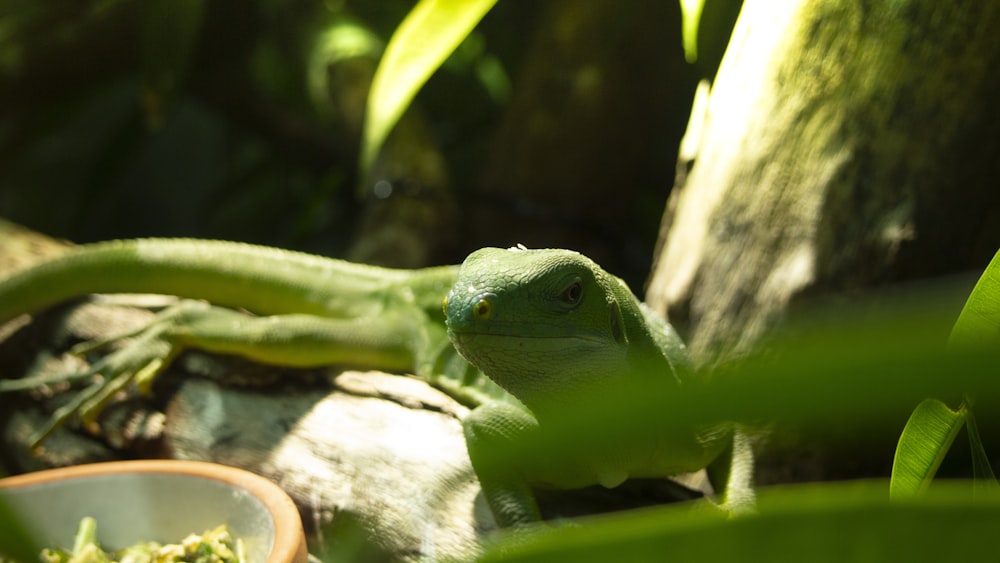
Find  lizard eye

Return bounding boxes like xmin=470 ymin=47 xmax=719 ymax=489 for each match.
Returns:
xmin=474 ymin=298 xmax=493 ymax=320
xmin=560 ymin=280 xmax=582 ymax=304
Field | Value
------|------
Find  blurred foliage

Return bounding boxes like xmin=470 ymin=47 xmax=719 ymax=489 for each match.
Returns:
xmin=483 ymin=481 xmax=1000 ymax=561
xmin=21 ymin=2 xmax=1000 ymax=559
xmin=0 ymin=0 xmax=734 ymax=285
xmin=478 ymin=249 xmax=1000 ymax=561
xmin=0 ymin=0 xmax=520 ymax=256
xmin=887 ymin=250 xmax=1000 ymax=499
xmin=0 ymin=491 xmax=39 ymax=563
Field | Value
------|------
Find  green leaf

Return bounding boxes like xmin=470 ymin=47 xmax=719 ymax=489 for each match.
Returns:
xmin=964 ymin=404 xmax=998 ymax=489
xmin=0 ymin=492 xmax=40 ymax=563
xmin=890 ymin=399 xmax=966 ymax=499
xmin=473 ymin=293 xmax=1000 ymax=506
xmin=359 ymin=0 xmax=497 ymax=181
xmin=941 ymin=248 xmax=1000 ymax=492
xmin=679 ymin=0 xmax=706 ymax=63
xmin=481 ymin=481 xmax=1000 ymax=562
xmin=949 ymin=247 xmax=1000 ymax=349
xmin=307 ymin=20 xmax=383 ymax=118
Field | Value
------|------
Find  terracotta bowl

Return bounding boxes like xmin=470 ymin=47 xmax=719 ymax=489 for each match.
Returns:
xmin=0 ymin=460 xmax=308 ymax=563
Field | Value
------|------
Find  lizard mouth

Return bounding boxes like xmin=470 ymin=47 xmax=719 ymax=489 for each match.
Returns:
xmin=447 ymin=327 xmax=602 ymax=341
xmin=447 ymin=329 xmax=607 ymax=362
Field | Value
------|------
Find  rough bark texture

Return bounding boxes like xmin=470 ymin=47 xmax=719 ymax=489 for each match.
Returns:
xmin=646 ymin=0 xmax=1000 ymax=485
xmin=166 ymin=373 xmax=482 ymax=560
xmin=648 ymin=0 xmax=1000 ymax=366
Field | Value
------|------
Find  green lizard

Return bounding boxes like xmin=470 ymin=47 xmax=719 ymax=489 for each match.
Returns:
xmin=445 ymin=246 xmax=750 ymax=526
xmin=0 ymin=239 xmax=486 ymax=444
xmin=0 ymin=238 xmax=750 ymax=526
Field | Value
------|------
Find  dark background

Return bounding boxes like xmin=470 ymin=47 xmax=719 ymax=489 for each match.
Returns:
xmin=0 ymin=0 xmax=740 ymax=291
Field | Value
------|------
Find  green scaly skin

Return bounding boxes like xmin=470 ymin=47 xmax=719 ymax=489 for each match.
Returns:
xmin=445 ymin=247 xmax=742 ymax=527
xmin=0 ymin=239 xmax=489 ymax=444
xmin=0 ymin=239 xmax=749 ymax=526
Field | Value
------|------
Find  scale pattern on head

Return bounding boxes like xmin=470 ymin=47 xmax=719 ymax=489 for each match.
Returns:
xmin=444 ymin=246 xmax=633 ymax=409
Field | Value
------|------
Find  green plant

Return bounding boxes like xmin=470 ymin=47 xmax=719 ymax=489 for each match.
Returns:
xmin=359 ymin=0 xmax=497 ymax=181
xmin=474 ymin=250 xmax=1000 ymax=560
xmin=0 ymin=494 xmax=39 ymax=562
xmin=890 ymin=247 xmax=1000 ymax=498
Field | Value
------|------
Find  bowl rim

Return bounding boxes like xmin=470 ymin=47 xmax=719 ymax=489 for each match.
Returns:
xmin=0 ymin=460 xmax=308 ymax=563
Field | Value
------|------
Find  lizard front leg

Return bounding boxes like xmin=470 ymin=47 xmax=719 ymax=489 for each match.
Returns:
xmin=464 ymin=401 xmax=544 ymax=527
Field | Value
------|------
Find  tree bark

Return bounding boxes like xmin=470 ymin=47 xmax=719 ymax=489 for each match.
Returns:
xmin=648 ymin=0 xmax=1000 ymax=366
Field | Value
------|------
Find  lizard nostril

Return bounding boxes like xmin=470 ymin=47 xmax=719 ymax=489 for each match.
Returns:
xmin=474 ymin=298 xmax=493 ymax=320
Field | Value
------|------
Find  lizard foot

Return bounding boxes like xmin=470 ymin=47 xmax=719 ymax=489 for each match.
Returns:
xmin=3 ymin=299 xmax=451 ymax=448
xmin=1 ymin=302 xmax=198 ymax=448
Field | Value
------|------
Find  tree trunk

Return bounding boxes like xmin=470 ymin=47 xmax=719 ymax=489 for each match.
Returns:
xmin=648 ymin=0 xmax=1000 ymax=366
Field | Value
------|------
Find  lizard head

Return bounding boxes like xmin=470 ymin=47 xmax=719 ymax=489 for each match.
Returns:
xmin=444 ymin=246 xmax=633 ymax=410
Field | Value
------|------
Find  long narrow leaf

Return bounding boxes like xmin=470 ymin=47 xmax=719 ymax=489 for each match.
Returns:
xmin=0 ymin=492 xmax=40 ymax=563
xmin=359 ymin=0 xmax=497 ymax=180
xmin=889 ymin=399 xmax=966 ymax=499
xmin=947 ymin=249 xmax=1000 ymax=490
xmin=949 ymin=248 xmax=1000 ymax=348
xmin=477 ymin=298 xmax=998 ymax=480
xmin=482 ymin=481 xmax=1000 ymax=562
xmin=679 ymin=0 xmax=707 ymax=63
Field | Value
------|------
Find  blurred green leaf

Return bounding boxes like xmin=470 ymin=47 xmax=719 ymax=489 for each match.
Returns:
xmin=308 ymin=20 xmax=383 ymax=118
xmin=468 ymin=293 xmax=1000 ymax=557
xmin=481 ymin=481 xmax=1000 ymax=562
xmin=949 ymin=250 xmax=1000 ymax=490
xmin=890 ymin=399 xmax=966 ymax=499
xmin=0 ymin=492 xmax=39 ymax=563
xmin=949 ymin=248 xmax=1000 ymax=349
xmin=479 ymin=297 xmax=994 ymax=476
xmin=359 ymin=0 xmax=496 ymax=181
xmin=679 ymin=0 xmax=706 ymax=63
xmin=474 ymin=52 xmax=511 ymax=104
xmin=472 ymin=270 xmax=1000 ymax=560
